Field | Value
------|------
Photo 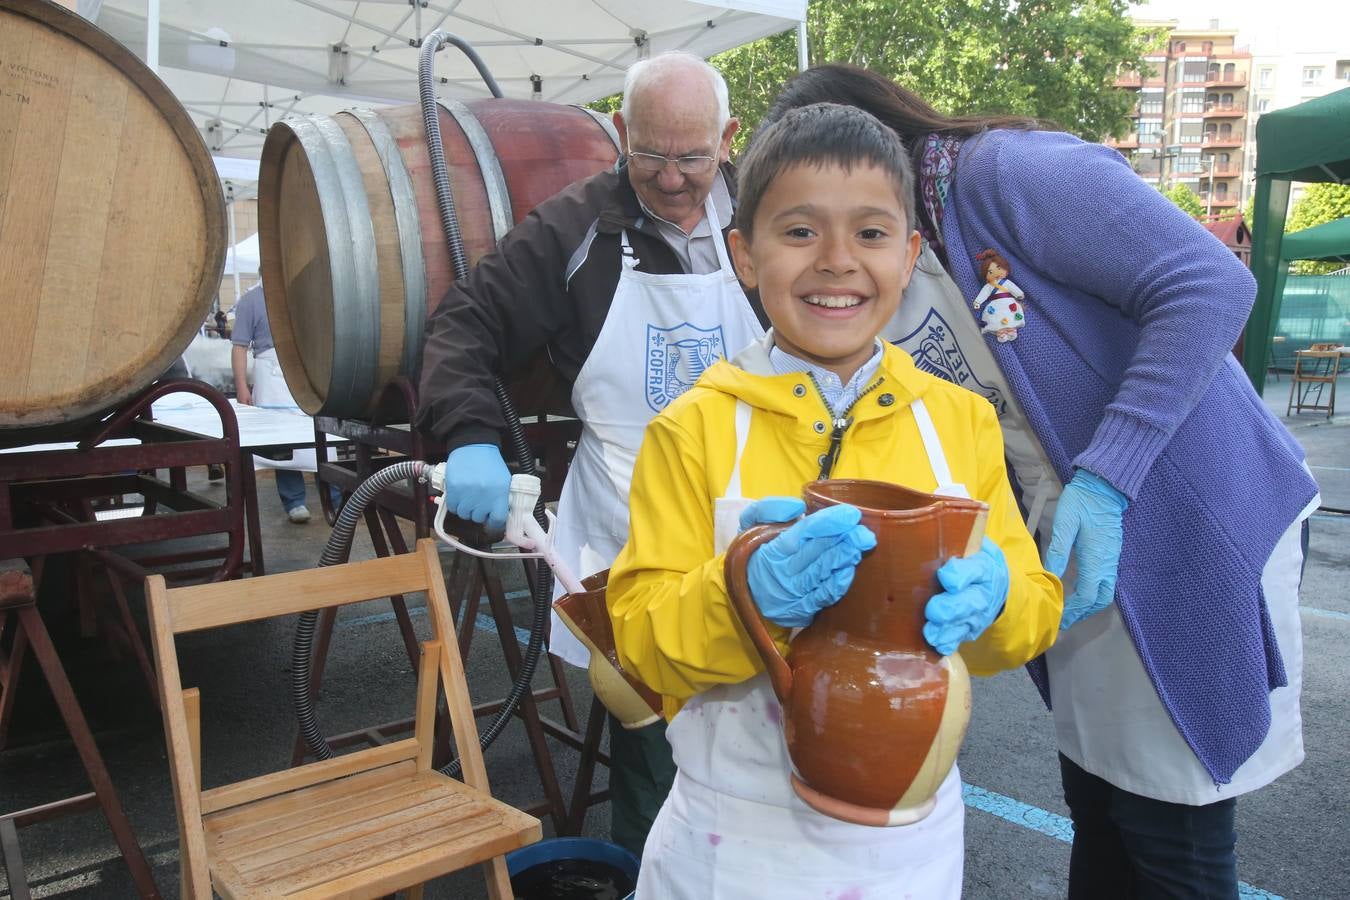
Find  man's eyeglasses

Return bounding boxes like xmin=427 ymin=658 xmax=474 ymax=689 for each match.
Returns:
xmin=627 ymin=151 xmax=717 ymax=176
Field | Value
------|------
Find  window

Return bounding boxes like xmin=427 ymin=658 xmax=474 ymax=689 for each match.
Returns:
xmin=1139 ymin=96 xmax=1164 ymax=115
xmin=1223 ymin=63 xmax=1236 ymax=81
xmin=1338 ymin=61 xmax=1350 ymax=81
xmin=1302 ymin=66 xmax=1323 ymax=85
xmin=1181 ymin=122 xmax=1205 ymax=144
xmin=1185 ymin=60 xmax=1209 ymax=83
xmin=1174 ymin=40 xmax=1186 ymax=53
xmin=1256 ymin=97 xmax=1271 ymax=113
xmin=1259 ymin=67 xmax=1273 ymax=88
xmin=1181 ymin=93 xmax=1206 ymax=113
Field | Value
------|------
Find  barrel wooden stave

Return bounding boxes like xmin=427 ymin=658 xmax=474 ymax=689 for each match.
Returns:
xmin=0 ymin=0 xmax=225 ymax=431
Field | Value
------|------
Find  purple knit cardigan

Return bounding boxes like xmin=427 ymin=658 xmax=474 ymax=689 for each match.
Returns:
xmin=941 ymin=129 xmax=1318 ymax=785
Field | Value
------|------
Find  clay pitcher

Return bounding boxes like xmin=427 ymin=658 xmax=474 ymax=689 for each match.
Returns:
xmin=553 ymin=570 xmax=663 ymax=730
xmin=725 ymin=479 xmax=988 ymax=826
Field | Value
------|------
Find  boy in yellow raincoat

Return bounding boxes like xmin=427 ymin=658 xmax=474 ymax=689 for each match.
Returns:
xmin=608 ymin=103 xmax=1062 ymax=899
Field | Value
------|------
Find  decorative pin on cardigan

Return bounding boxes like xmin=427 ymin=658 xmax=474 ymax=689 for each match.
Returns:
xmin=971 ymin=249 xmax=1026 ymax=343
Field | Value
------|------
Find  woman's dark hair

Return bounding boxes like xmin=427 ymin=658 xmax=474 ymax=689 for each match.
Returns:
xmin=764 ymin=63 xmax=1041 ymax=147
xmin=734 ymin=102 xmax=914 ymax=239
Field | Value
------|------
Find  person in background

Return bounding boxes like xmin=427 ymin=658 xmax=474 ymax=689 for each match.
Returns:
xmin=231 ymin=282 xmax=328 ymax=524
xmin=607 ymin=102 xmax=1061 ymax=898
xmin=766 ymin=63 xmax=1319 ymax=899
xmin=415 ymin=51 xmax=765 ymax=856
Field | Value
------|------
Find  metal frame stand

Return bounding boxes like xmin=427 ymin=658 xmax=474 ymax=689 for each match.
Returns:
xmin=0 ymin=559 xmax=162 ymax=899
xmin=293 ymin=378 xmax=609 ymax=833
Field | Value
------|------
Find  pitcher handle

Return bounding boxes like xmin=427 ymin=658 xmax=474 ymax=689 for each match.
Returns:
xmin=723 ymin=523 xmax=794 ymax=703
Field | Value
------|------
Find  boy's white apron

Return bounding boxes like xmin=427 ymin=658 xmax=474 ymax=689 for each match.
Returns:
xmin=636 ymin=392 xmax=969 ymax=899
xmin=548 ymin=195 xmax=764 ymax=665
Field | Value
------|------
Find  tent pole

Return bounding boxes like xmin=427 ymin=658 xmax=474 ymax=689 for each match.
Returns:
xmin=146 ymin=0 xmax=160 ymax=73
xmin=228 ymin=199 xmax=241 ymax=306
xmin=797 ymin=20 xmax=808 ymax=72
xmin=1243 ymin=174 xmax=1291 ymax=392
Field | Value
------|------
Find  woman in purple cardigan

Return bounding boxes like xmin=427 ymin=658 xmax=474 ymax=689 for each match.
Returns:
xmin=765 ymin=65 xmax=1319 ymax=899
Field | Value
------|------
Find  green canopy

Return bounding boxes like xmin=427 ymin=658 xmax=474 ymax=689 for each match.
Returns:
xmin=1243 ymin=86 xmax=1350 ymax=391
xmin=1282 ymin=215 xmax=1350 ymax=264
xmin=1254 ymin=89 xmax=1350 ymax=184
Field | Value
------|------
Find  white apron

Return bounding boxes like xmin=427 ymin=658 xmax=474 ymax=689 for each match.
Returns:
xmin=548 ymin=196 xmax=764 ymax=666
xmin=636 ymin=395 xmax=969 ymax=900
xmin=250 ymin=347 xmax=320 ymax=472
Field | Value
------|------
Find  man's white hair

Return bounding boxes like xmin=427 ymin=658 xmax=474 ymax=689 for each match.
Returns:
xmin=620 ymin=51 xmax=730 ymax=132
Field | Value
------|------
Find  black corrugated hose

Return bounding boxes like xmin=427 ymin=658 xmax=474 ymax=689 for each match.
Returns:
xmin=289 ymin=33 xmax=554 ymax=779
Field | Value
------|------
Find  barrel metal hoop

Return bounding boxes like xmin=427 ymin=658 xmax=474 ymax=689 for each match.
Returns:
xmin=573 ymin=105 xmax=623 ymax=155
xmin=307 ymin=115 xmax=381 ymax=416
xmin=348 ymin=108 xmax=428 ymax=380
xmin=437 ymin=99 xmax=515 ymax=241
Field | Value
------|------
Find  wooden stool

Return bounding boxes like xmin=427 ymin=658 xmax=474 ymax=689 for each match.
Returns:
xmin=0 ymin=558 xmax=161 ymax=899
xmin=1287 ymin=346 xmax=1341 ymax=418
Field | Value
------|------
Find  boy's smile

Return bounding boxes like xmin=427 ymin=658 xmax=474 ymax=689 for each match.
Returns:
xmin=730 ymin=161 xmax=920 ymax=383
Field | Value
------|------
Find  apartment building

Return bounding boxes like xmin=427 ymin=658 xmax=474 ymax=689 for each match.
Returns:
xmin=1105 ymin=22 xmax=1251 ymax=215
xmin=1245 ymin=50 xmax=1350 ymax=202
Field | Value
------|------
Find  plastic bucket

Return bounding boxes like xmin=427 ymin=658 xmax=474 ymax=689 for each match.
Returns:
xmin=506 ymin=837 xmax=639 ymax=899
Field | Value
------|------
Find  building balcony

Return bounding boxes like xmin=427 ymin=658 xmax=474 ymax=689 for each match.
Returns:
xmin=1209 ymin=163 xmax=1241 ymax=176
xmin=1203 ymin=102 xmax=1246 ymax=116
xmin=1204 ymin=71 xmax=1248 ymax=87
xmin=1107 ymin=135 xmax=1140 ymax=149
xmin=1198 ymin=195 xmax=1239 ymax=208
xmin=1202 ymin=133 xmax=1244 ymax=148
xmin=1115 ymin=72 xmax=1143 ymax=87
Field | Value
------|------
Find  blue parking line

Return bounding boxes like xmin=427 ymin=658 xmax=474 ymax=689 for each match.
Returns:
xmin=961 ymin=783 xmax=1284 ymax=899
xmin=1304 ymin=605 xmax=1350 ymax=622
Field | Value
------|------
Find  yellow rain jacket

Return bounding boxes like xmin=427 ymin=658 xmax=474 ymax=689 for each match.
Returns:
xmin=609 ymin=338 xmax=1062 ymax=719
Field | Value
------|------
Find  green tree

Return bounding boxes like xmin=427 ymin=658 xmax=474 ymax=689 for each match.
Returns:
xmin=1161 ymin=183 xmax=1204 ymax=219
xmin=710 ymin=0 xmax=1155 ymax=152
xmin=1286 ymin=183 xmax=1350 ymax=274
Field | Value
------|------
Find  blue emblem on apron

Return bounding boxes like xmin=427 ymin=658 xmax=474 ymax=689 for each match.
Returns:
xmin=892 ymin=308 xmax=1007 ymax=415
xmin=646 ymin=322 xmax=725 ymax=412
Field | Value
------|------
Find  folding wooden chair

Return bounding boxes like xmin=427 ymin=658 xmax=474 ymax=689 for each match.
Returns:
xmin=146 ymin=538 xmax=540 ymax=899
xmin=1287 ymin=344 xmax=1342 ymax=418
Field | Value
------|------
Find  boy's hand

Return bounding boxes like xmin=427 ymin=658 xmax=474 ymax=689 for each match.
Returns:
xmin=923 ymin=538 xmax=1010 ymax=656
xmin=738 ymin=496 xmax=806 ymax=532
xmin=746 ymin=504 xmax=876 ymax=628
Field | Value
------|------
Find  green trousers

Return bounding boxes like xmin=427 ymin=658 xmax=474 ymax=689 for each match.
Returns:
xmin=607 ymin=713 xmax=676 ymax=857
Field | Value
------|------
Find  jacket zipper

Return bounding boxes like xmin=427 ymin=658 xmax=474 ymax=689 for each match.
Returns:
xmin=807 ymin=373 xmax=884 ymax=480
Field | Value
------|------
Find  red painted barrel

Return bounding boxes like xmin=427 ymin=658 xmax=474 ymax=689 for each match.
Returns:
xmin=257 ymin=99 xmax=620 ymax=419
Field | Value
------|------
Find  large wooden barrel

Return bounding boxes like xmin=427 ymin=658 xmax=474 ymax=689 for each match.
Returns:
xmin=0 ymin=0 xmax=226 ymax=433
xmin=257 ymin=99 xmax=621 ymax=419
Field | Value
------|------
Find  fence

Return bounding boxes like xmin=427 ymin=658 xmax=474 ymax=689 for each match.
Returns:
xmin=1270 ymin=275 xmax=1350 ymax=370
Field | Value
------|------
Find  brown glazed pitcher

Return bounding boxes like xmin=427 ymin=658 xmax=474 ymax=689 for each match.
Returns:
xmin=725 ymin=479 xmax=988 ymax=827
xmin=553 ymin=571 xmax=664 ymax=730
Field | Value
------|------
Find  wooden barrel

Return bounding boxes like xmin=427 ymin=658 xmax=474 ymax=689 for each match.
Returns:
xmin=0 ymin=0 xmax=225 ymax=433
xmin=257 ymin=99 xmax=621 ymax=420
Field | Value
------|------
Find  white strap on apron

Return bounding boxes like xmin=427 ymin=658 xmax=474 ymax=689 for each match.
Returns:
xmin=911 ymin=397 xmax=970 ymax=500
xmin=723 ymin=400 xmax=752 ymax=499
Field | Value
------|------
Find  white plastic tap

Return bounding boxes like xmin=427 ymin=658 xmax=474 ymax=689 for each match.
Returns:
xmin=429 ymin=465 xmax=584 ymax=594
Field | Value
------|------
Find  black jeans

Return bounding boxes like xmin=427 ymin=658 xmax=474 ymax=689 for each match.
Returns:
xmin=1059 ymin=753 xmax=1238 ymax=900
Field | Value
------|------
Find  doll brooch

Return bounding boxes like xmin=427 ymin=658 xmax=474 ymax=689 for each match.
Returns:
xmin=971 ymin=249 xmax=1026 ymax=343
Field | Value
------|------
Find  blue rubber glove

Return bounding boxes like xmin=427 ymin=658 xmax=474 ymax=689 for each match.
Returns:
xmin=745 ymin=504 xmax=876 ymax=629
xmin=444 ymin=443 xmax=511 ymax=532
xmin=738 ymin=496 xmax=806 ymax=532
xmin=1046 ymin=468 xmax=1128 ymax=631
xmin=923 ymin=537 xmax=1011 ymax=656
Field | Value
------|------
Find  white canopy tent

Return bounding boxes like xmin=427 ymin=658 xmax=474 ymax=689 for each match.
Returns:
xmin=94 ymin=0 xmax=808 ymax=159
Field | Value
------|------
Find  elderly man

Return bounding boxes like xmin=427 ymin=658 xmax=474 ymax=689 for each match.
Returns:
xmin=416 ymin=52 xmax=766 ymax=854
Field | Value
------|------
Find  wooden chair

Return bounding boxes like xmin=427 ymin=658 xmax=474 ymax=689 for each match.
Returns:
xmin=1286 ymin=344 xmax=1342 ymax=418
xmin=146 ymin=539 xmax=540 ymax=899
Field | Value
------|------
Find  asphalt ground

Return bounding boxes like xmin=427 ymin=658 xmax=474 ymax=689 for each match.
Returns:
xmin=2 ymin=371 xmax=1348 ymax=899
